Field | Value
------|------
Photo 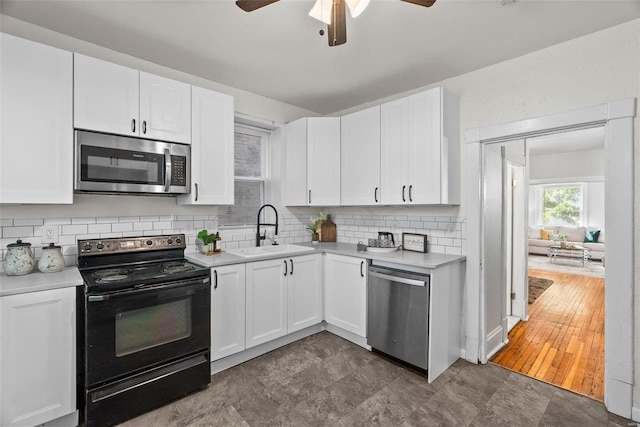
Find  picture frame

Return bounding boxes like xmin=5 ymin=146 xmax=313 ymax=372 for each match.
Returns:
xmin=402 ymin=232 xmax=428 ymax=253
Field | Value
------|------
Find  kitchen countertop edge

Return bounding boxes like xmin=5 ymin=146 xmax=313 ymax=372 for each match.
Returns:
xmin=186 ymin=242 xmax=465 ymax=270
xmin=0 ymin=266 xmax=83 ymax=297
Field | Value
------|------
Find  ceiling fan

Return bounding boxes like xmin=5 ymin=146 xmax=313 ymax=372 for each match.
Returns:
xmin=235 ymin=0 xmax=436 ymax=47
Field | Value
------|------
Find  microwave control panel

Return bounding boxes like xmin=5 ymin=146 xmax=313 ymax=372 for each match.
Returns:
xmin=171 ymin=155 xmax=187 ymax=186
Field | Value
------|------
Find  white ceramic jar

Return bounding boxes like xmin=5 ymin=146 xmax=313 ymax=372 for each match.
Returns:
xmin=3 ymin=240 xmax=36 ymax=276
xmin=38 ymin=243 xmax=65 ymax=273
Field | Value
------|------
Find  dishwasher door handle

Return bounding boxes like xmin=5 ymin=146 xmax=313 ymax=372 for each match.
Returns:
xmin=368 ymin=271 xmax=427 ymax=287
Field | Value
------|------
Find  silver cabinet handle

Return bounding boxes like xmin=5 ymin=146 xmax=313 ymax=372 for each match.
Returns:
xmin=164 ymin=148 xmax=172 ymax=192
xmin=402 ymin=185 xmax=406 ymax=202
xmin=195 ymin=183 xmax=199 ymax=202
xmin=142 ymin=120 xmax=147 ymax=134
xmin=283 ymin=260 xmax=288 ymax=276
xmin=213 ymin=269 xmax=218 ymax=290
xmin=290 ymin=259 xmax=293 ymax=275
xmin=131 ymin=119 xmax=136 ymax=133
xmin=409 ymin=185 xmax=413 ymax=202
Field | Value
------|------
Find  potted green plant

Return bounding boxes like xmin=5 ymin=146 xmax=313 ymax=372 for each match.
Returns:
xmin=305 ymin=212 xmax=327 ymax=244
xmin=197 ymin=229 xmax=221 ymax=255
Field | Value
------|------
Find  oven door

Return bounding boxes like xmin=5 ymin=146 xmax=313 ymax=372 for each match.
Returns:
xmin=85 ymin=277 xmax=210 ymax=386
xmin=75 ymin=130 xmax=190 ymax=194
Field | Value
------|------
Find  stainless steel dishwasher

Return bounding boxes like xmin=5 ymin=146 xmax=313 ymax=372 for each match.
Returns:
xmin=367 ymin=264 xmax=430 ymax=370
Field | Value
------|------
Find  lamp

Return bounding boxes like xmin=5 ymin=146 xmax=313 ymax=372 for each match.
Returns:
xmin=308 ymin=0 xmax=370 ymax=24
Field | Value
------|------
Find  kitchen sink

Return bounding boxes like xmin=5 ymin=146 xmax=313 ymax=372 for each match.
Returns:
xmin=226 ymin=244 xmax=315 ymax=258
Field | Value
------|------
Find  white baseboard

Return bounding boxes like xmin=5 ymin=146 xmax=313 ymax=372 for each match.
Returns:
xmin=631 ymin=406 xmax=640 ymax=422
xmin=324 ymin=323 xmax=370 ymax=350
xmin=485 ymin=325 xmax=505 ymax=361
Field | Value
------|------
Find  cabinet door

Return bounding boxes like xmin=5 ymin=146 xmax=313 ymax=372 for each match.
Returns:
xmin=211 ymin=264 xmax=246 ymax=361
xmin=283 ymin=118 xmax=308 ymax=206
xmin=341 ymin=106 xmax=381 ymax=206
xmin=380 ymin=97 xmax=410 ymax=205
xmin=178 ymin=87 xmax=234 ymax=205
xmin=1 ymin=34 xmax=73 ymax=204
xmin=245 ymin=259 xmax=288 ymax=348
xmin=139 ymin=72 xmax=191 ymax=143
xmin=307 ymin=117 xmax=341 ymax=206
xmin=406 ymin=89 xmax=442 ymax=204
xmin=74 ymin=53 xmax=139 ymax=137
xmin=287 ymin=254 xmax=323 ymax=333
xmin=0 ymin=287 xmax=76 ymax=427
xmin=324 ymin=254 xmax=367 ymax=337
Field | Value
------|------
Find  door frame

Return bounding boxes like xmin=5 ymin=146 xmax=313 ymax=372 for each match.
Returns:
xmin=464 ymin=98 xmax=635 ymax=418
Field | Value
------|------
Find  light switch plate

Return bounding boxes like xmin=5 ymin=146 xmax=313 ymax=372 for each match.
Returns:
xmin=42 ymin=225 xmax=59 ymax=243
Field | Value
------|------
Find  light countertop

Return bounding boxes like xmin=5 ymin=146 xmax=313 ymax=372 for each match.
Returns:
xmin=186 ymin=242 xmax=465 ymax=270
xmin=0 ymin=267 xmax=83 ymax=297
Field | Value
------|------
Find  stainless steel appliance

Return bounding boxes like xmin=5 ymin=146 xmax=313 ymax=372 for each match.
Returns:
xmin=77 ymin=234 xmax=210 ymax=427
xmin=367 ymin=263 xmax=430 ymax=370
xmin=75 ymin=130 xmax=190 ymax=195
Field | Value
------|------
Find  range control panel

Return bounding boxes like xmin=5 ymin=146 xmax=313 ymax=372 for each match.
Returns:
xmin=78 ymin=234 xmax=186 ymax=255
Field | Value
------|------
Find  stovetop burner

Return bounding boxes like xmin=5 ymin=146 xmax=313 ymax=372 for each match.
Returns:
xmin=161 ymin=261 xmax=197 ymax=274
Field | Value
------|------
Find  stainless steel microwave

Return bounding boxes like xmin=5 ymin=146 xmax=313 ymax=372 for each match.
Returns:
xmin=75 ymin=130 xmax=190 ymax=195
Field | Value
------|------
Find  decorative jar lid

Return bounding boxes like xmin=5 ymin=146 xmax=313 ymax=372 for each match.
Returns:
xmin=42 ymin=242 xmax=61 ymax=250
xmin=7 ymin=239 xmax=31 ymax=248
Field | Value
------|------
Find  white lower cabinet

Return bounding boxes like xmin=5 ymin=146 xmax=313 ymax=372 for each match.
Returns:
xmin=211 ymin=264 xmax=246 ymax=361
xmin=245 ymin=254 xmax=323 ymax=349
xmin=0 ymin=287 xmax=76 ymax=427
xmin=324 ymin=253 xmax=367 ymax=338
xmin=245 ymin=258 xmax=289 ymax=348
xmin=287 ymin=254 xmax=323 ymax=333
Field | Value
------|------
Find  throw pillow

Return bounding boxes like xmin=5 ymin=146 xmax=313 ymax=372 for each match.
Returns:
xmin=529 ymin=226 xmax=542 ymax=239
xmin=585 ymin=230 xmax=601 ymax=243
xmin=540 ymin=229 xmax=550 ymax=240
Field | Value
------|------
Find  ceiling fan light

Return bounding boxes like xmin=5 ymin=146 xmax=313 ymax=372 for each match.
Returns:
xmin=345 ymin=0 xmax=370 ymax=18
xmin=309 ymin=0 xmax=333 ymax=25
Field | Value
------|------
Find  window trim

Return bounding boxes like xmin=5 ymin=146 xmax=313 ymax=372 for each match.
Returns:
xmin=539 ymin=182 xmax=587 ymax=227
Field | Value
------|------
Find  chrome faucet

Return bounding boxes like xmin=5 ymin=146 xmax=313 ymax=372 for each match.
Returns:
xmin=256 ymin=204 xmax=279 ymax=246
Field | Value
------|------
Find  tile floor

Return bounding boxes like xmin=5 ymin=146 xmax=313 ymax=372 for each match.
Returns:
xmin=120 ymin=331 xmax=632 ymax=426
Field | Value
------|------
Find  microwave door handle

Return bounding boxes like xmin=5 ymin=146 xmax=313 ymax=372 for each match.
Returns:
xmin=164 ymin=148 xmax=172 ymax=192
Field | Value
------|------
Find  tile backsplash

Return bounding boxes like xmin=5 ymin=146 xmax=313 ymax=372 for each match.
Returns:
xmin=0 ymin=213 xmax=465 ymax=272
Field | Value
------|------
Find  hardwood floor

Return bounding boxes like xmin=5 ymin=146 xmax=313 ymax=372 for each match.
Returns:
xmin=490 ymin=269 xmax=605 ymax=401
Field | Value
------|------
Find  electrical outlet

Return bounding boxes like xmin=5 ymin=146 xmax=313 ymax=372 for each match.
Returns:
xmin=42 ymin=225 xmax=58 ymax=243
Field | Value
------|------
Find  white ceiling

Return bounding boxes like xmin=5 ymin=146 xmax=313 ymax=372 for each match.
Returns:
xmin=2 ymin=0 xmax=639 ymax=115
xmin=528 ymin=127 xmax=604 ymax=156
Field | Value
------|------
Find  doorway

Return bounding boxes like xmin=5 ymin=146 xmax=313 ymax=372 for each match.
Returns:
xmin=489 ymin=127 xmax=606 ymax=400
xmin=464 ymin=98 xmax=635 ymax=418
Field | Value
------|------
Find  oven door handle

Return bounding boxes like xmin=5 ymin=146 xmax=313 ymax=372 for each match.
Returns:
xmin=87 ymin=277 xmax=210 ymax=302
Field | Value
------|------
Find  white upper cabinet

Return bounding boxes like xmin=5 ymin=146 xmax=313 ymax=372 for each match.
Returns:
xmin=139 ymin=72 xmax=191 ymax=143
xmin=380 ymin=87 xmax=460 ymax=205
xmin=340 ymin=106 xmax=381 ymax=206
xmin=283 ymin=117 xmax=341 ymax=206
xmin=74 ymin=54 xmax=191 ymax=143
xmin=74 ymin=54 xmax=139 ymax=137
xmin=178 ymin=87 xmax=234 ymax=205
xmin=0 ymin=34 xmax=73 ymax=204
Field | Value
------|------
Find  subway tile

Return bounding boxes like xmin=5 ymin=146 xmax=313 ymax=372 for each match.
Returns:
xmin=153 ymin=221 xmax=171 ymax=230
xmin=134 ymin=222 xmax=153 ymax=231
xmin=112 ymin=223 xmax=133 ymax=232
xmin=3 ymin=226 xmax=34 ymax=238
xmin=158 ymin=215 xmax=173 ymax=221
xmin=140 ymin=216 xmax=160 ymax=222
xmin=119 ymin=216 xmax=140 ymax=222
xmin=96 ymin=217 xmax=119 ymax=224
xmin=58 ymin=235 xmax=77 ymax=246
xmin=176 ymin=215 xmax=194 ymax=221
xmin=143 ymin=230 xmax=163 ymax=236
xmin=438 ymin=238 xmax=454 ymax=247
xmin=76 ymin=234 xmax=100 ymax=240
xmin=122 ymin=231 xmax=140 ymax=237
xmin=72 ymin=217 xmax=96 ymax=224
xmin=89 ymin=224 xmax=112 ymax=234
xmin=0 ymin=219 xmax=13 ymax=226
xmin=446 ymin=246 xmax=462 ymax=255
xmin=410 ymin=221 xmax=423 ymax=228
xmin=436 ymin=216 xmax=452 ymax=222
xmin=14 ymin=218 xmax=43 ymax=226
xmin=100 ymin=232 xmax=123 ymax=239
xmin=62 ymin=224 xmax=88 ymax=235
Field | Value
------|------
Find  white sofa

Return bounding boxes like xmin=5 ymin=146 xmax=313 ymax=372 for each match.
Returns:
xmin=528 ymin=226 xmax=605 ymax=260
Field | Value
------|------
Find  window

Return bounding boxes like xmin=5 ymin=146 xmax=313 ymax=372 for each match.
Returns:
xmin=541 ymin=184 xmax=584 ymax=226
xmin=217 ymin=125 xmax=269 ymax=227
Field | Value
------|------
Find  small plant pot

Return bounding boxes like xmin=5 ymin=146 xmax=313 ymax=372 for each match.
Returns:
xmin=311 ymin=233 xmax=320 ymax=244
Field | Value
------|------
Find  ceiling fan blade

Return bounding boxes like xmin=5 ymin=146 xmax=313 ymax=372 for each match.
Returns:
xmin=328 ymin=0 xmax=347 ymax=46
xmin=400 ymin=0 xmax=436 ymax=7
xmin=235 ymin=0 xmax=279 ymax=12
